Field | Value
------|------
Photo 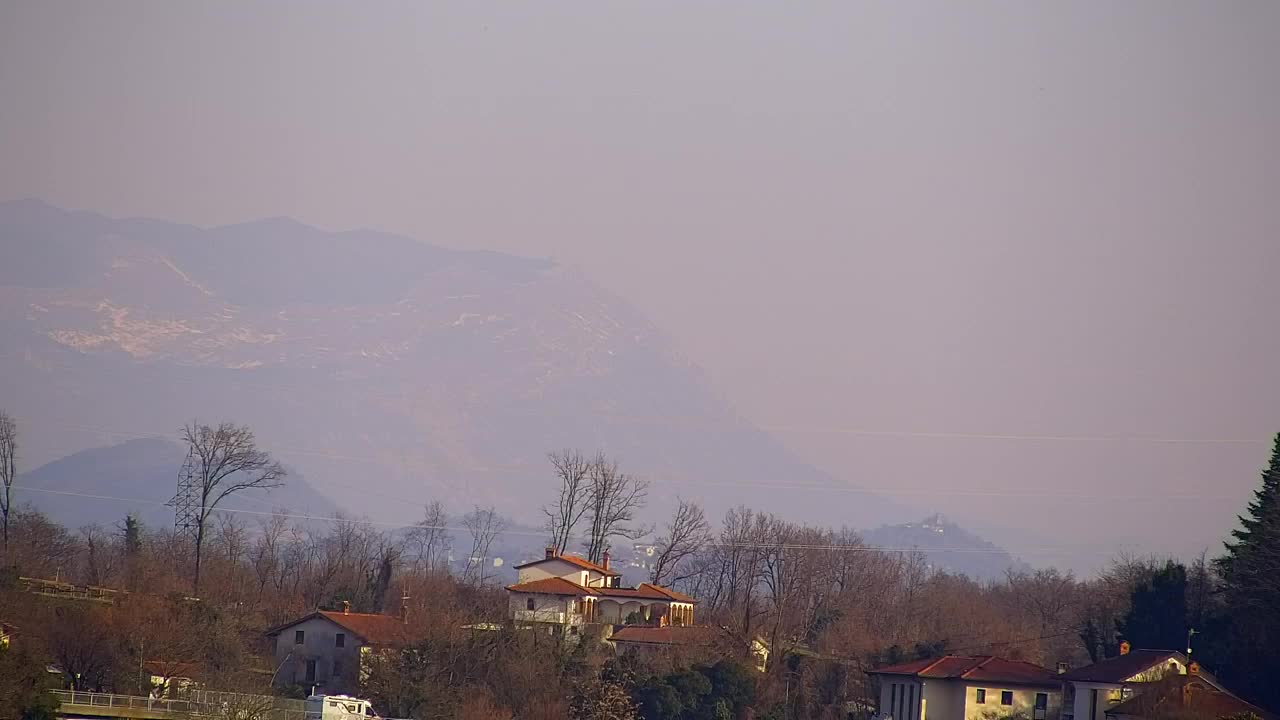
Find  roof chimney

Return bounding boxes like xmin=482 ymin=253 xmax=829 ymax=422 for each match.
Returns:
xmin=545 ymin=546 xmax=556 ymax=559
xmin=342 ymin=600 xmax=351 ymax=615
xmin=603 ymin=551 xmax=610 ymax=570
xmin=1119 ymin=641 xmax=1131 ymax=656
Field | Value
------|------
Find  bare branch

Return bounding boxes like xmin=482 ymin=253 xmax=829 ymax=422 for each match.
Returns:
xmin=0 ymin=410 xmax=17 ymax=551
xmin=182 ymin=421 xmax=286 ymax=595
xmin=649 ymin=498 xmax=710 ymax=586
xmin=582 ymin=453 xmax=650 ymax=564
xmin=542 ymin=450 xmax=592 ymax=555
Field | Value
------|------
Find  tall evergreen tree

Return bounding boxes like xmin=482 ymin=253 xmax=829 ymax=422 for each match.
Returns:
xmin=1116 ymin=561 xmax=1187 ymax=651
xmin=1214 ymin=433 xmax=1280 ymax=709
xmin=1218 ymin=433 xmax=1280 ymax=608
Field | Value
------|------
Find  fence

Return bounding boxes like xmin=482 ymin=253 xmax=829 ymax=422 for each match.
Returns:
xmin=50 ymin=690 xmax=306 ymax=720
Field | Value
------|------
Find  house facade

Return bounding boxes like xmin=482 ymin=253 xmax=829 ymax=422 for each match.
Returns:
xmin=1059 ymin=645 xmax=1206 ymax=720
xmin=505 ymin=549 xmax=696 ymax=632
xmin=266 ymin=603 xmax=410 ymax=694
xmin=869 ymin=655 xmax=1063 ymax=720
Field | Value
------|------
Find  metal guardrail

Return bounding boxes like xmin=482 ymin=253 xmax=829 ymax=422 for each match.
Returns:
xmin=50 ymin=690 xmax=305 ymax=720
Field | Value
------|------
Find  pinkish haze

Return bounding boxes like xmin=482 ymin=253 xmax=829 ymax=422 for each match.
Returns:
xmin=1 ymin=2 xmax=1278 ymax=569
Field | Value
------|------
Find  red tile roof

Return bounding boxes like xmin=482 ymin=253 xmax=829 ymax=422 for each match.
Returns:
xmin=317 ymin=611 xmax=411 ymax=647
xmin=870 ymin=655 xmax=1059 ymax=686
xmin=506 ymin=577 xmax=594 ymax=596
xmin=1106 ymin=676 xmax=1273 ymax=720
xmin=611 ymin=626 xmax=722 ymax=646
xmin=514 ymin=553 xmax=622 ymax=576
xmin=1059 ymin=650 xmax=1183 ymax=683
xmin=506 ymin=578 xmax=699 ymax=603
xmin=265 ymin=610 xmax=411 ymax=648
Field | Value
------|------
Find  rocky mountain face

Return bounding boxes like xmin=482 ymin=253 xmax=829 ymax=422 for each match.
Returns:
xmin=0 ymin=200 xmax=906 ymax=532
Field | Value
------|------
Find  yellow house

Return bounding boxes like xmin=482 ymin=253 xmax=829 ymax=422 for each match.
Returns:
xmin=869 ymin=655 xmax=1063 ymax=720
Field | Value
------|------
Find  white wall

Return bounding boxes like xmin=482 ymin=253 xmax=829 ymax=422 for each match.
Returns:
xmin=272 ymin=617 xmax=361 ymax=693
xmin=876 ymin=679 xmax=1060 ymax=720
xmin=508 ymin=591 xmax=575 ymax=620
xmin=879 ymin=678 xmax=925 ymax=720
xmin=517 ymin=559 xmax=606 ymax=586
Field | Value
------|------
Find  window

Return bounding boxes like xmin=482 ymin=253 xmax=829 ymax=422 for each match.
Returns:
xmin=1035 ymin=693 xmax=1048 ymax=720
xmin=526 ymin=598 xmax=536 ymax=611
xmin=335 ymin=633 xmax=345 ymax=648
xmin=977 ymin=689 xmax=987 ymax=704
xmin=294 ymin=630 xmax=305 ymax=645
xmin=1001 ymin=691 xmax=1014 ymax=706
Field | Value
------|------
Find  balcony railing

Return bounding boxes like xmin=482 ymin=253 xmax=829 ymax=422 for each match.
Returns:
xmin=513 ymin=609 xmax=567 ymax=623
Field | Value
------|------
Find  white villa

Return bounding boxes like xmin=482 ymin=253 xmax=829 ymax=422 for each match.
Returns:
xmin=505 ymin=548 xmax=696 ymax=631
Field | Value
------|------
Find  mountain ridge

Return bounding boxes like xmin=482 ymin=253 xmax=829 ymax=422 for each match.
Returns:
xmin=0 ymin=200 xmax=907 ymax=532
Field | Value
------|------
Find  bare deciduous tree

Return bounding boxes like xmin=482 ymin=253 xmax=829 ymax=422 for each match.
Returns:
xmin=542 ymin=450 xmax=593 ymax=555
xmin=649 ymin=498 xmax=710 ymax=586
xmin=462 ymin=505 xmax=506 ymax=586
xmin=182 ymin=422 xmax=286 ymax=596
xmin=582 ymin=455 xmax=650 ymax=564
xmin=407 ymin=500 xmax=453 ymax=575
xmin=0 ymin=410 xmax=16 ymax=551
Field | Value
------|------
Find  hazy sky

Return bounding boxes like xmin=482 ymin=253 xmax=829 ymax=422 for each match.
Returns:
xmin=2 ymin=2 xmax=1278 ymax=563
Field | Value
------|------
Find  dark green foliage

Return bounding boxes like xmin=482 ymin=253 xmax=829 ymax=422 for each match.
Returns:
xmin=631 ymin=660 xmax=755 ymax=720
xmin=1116 ymin=561 xmax=1187 ymax=651
xmin=0 ymin=643 xmax=61 ymax=720
xmin=1213 ymin=433 xmax=1280 ymax=710
xmin=123 ymin=515 xmax=142 ymax=556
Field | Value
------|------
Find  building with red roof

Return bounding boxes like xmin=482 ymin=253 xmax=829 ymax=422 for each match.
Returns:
xmin=1105 ymin=673 xmax=1272 ymax=720
xmin=1058 ymin=644 xmax=1246 ymax=720
xmin=506 ymin=548 xmax=697 ymax=631
xmin=265 ymin=601 xmax=411 ymax=694
xmin=868 ymin=655 xmax=1062 ymax=720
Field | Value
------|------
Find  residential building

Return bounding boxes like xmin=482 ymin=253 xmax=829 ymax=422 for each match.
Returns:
xmin=505 ymin=548 xmax=696 ymax=632
xmin=868 ymin=655 xmax=1063 ymax=720
xmin=1059 ymin=644 xmax=1211 ymax=720
xmin=1104 ymin=671 xmax=1272 ymax=720
xmin=266 ymin=602 xmax=410 ymax=694
xmin=610 ymin=625 xmax=770 ymax=672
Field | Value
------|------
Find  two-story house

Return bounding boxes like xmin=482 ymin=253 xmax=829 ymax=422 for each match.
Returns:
xmin=868 ymin=655 xmax=1063 ymax=720
xmin=266 ymin=602 xmax=410 ymax=694
xmin=505 ymin=548 xmax=696 ymax=632
xmin=1059 ymin=644 xmax=1224 ymax=720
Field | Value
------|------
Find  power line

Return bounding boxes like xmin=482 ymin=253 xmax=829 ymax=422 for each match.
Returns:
xmin=12 ymin=484 xmax=1127 ymax=558
xmin=13 ymin=417 xmax=1257 ymax=502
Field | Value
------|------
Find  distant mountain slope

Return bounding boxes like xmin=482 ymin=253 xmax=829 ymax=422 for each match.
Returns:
xmin=0 ymin=200 xmax=906 ymax=531
xmin=861 ymin=514 xmax=1029 ymax=581
xmin=15 ymin=438 xmax=339 ymax=531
